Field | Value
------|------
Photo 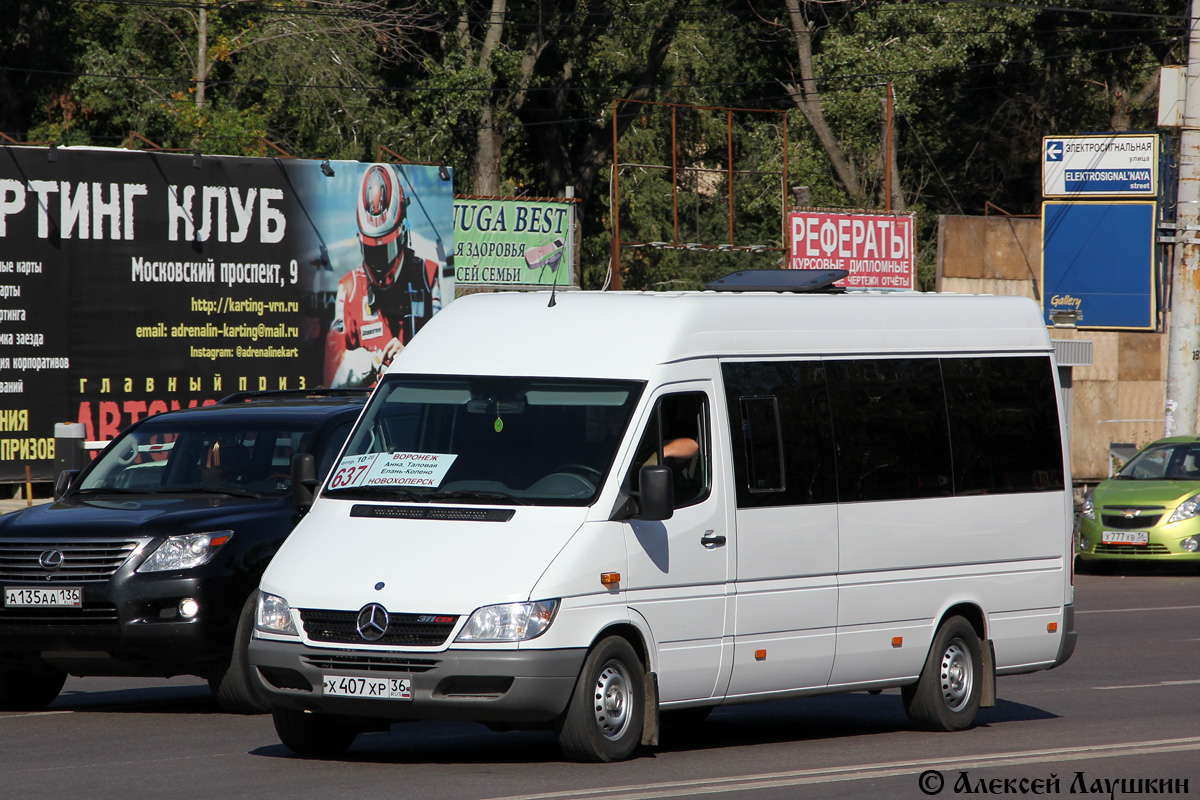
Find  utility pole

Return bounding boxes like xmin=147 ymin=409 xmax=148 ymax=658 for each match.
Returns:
xmin=1166 ymin=0 xmax=1200 ymax=436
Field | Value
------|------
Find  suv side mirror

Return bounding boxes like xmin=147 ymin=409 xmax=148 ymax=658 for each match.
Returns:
xmin=291 ymin=453 xmax=317 ymax=511
xmin=635 ymin=465 xmax=674 ymax=521
xmin=54 ymin=470 xmax=80 ymax=500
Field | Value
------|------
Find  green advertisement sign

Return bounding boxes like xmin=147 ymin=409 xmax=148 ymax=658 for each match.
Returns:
xmin=452 ymin=198 xmax=575 ymax=287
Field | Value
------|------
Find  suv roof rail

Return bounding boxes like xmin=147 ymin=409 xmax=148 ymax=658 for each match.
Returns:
xmin=705 ymin=269 xmax=848 ymax=293
xmin=216 ymin=388 xmax=372 ymax=404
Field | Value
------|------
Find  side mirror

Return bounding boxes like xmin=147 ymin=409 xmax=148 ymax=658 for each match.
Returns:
xmin=54 ymin=470 xmax=80 ymax=500
xmin=635 ymin=465 xmax=674 ymax=521
xmin=291 ymin=453 xmax=317 ymax=511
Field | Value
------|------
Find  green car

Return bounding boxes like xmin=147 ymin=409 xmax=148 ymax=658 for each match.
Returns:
xmin=1077 ymin=437 xmax=1200 ymax=568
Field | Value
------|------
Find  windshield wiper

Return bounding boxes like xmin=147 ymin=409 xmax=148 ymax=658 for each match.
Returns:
xmin=73 ymin=487 xmax=147 ymax=495
xmin=423 ymin=489 xmax=531 ymax=506
xmin=322 ymin=485 xmax=430 ymax=503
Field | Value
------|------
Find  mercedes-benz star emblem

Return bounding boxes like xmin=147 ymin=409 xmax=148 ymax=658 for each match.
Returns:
xmin=38 ymin=549 xmax=64 ymax=570
xmin=356 ymin=603 xmax=389 ymax=642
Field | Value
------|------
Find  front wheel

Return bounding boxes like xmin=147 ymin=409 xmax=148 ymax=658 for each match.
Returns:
xmin=902 ymin=616 xmax=982 ymax=731
xmin=208 ymin=591 xmax=267 ymax=714
xmin=272 ymin=707 xmax=359 ymax=758
xmin=0 ymin=668 xmax=66 ymax=711
xmin=555 ymin=636 xmax=645 ymax=762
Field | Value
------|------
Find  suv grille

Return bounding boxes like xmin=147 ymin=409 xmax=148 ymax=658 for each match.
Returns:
xmin=300 ymin=609 xmax=458 ymax=647
xmin=0 ymin=539 xmax=143 ymax=582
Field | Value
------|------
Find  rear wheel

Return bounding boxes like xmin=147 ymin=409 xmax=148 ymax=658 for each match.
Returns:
xmin=208 ymin=591 xmax=267 ymax=714
xmin=272 ymin=708 xmax=359 ymax=757
xmin=555 ymin=636 xmax=645 ymax=762
xmin=902 ymin=616 xmax=982 ymax=731
xmin=0 ymin=668 xmax=66 ymax=711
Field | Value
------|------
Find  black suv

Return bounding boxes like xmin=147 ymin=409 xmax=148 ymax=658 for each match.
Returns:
xmin=0 ymin=390 xmax=367 ymax=712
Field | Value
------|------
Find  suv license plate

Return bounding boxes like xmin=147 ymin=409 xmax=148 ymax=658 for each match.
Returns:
xmin=1101 ymin=531 xmax=1149 ymax=545
xmin=322 ymin=675 xmax=412 ymax=700
xmin=4 ymin=586 xmax=82 ymax=607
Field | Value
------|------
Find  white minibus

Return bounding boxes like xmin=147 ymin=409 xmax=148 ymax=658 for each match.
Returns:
xmin=249 ymin=274 xmax=1077 ymax=761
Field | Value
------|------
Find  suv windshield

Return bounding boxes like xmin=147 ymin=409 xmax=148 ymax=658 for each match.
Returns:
xmin=327 ymin=375 xmax=644 ymax=505
xmin=78 ymin=419 xmax=319 ymax=498
xmin=1116 ymin=442 xmax=1200 ymax=481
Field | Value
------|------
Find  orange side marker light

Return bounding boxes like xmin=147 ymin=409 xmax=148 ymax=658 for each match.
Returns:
xmin=600 ymin=572 xmax=620 ymax=586
xmin=891 ymin=636 xmax=903 ymax=648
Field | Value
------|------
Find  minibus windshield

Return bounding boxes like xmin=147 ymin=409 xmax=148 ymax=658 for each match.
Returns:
xmin=325 ymin=375 xmax=644 ymax=506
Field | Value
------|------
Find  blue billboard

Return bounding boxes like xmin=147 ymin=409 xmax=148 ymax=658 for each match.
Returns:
xmin=1041 ymin=201 xmax=1158 ymax=330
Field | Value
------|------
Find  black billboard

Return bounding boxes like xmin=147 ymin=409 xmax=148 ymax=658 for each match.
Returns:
xmin=0 ymin=147 xmax=454 ymax=481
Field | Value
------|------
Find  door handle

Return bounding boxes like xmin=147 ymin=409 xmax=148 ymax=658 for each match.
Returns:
xmin=700 ymin=530 xmax=726 ymax=548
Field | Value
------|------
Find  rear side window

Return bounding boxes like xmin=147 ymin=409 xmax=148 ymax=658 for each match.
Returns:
xmin=942 ymin=356 xmax=1064 ymax=493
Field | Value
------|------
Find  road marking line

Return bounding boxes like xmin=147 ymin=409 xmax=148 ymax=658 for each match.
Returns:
xmin=1077 ymin=604 xmax=1200 ymax=614
xmin=482 ymin=737 xmax=1200 ymax=800
xmin=1095 ymin=678 xmax=1200 ymax=690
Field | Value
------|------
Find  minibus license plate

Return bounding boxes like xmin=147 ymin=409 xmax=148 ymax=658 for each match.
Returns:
xmin=4 ymin=586 xmax=82 ymax=607
xmin=1101 ymin=531 xmax=1149 ymax=545
xmin=322 ymin=675 xmax=412 ymax=700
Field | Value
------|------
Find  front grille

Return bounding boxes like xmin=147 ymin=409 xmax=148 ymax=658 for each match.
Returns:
xmin=0 ymin=602 xmax=119 ymax=626
xmin=0 ymin=539 xmax=143 ymax=583
xmin=1100 ymin=512 xmax=1163 ymax=529
xmin=302 ymin=654 xmax=440 ymax=673
xmin=1094 ymin=543 xmax=1172 ymax=556
xmin=300 ymin=609 xmax=458 ymax=647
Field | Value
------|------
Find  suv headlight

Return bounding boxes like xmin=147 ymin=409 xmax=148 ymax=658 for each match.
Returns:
xmin=455 ymin=600 xmax=558 ymax=642
xmin=256 ymin=592 xmax=298 ymax=636
xmin=1169 ymin=493 xmax=1200 ymax=524
xmin=137 ymin=531 xmax=232 ymax=572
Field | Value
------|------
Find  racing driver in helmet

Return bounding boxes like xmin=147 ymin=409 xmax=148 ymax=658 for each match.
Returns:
xmin=324 ymin=164 xmax=442 ymax=388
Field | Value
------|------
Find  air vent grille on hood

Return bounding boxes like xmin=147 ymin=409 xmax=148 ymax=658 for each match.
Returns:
xmin=349 ymin=505 xmax=514 ymax=522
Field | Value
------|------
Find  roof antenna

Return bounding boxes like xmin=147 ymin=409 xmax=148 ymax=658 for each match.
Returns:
xmin=547 ymin=259 xmax=561 ymax=307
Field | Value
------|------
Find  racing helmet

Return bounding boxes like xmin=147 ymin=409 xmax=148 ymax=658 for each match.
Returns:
xmin=357 ymin=164 xmax=409 ymax=290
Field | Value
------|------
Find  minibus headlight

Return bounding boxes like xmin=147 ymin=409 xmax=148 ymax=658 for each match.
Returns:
xmin=1080 ymin=494 xmax=1095 ymax=521
xmin=1168 ymin=493 xmax=1200 ymax=524
xmin=256 ymin=592 xmax=298 ymax=636
xmin=137 ymin=531 xmax=232 ymax=572
xmin=456 ymin=600 xmax=559 ymax=642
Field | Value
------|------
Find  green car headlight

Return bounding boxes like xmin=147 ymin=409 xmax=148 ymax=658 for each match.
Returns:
xmin=1080 ymin=494 xmax=1095 ymax=521
xmin=1169 ymin=493 xmax=1200 ymax=524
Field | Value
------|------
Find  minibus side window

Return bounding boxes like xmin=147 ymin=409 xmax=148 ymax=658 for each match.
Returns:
xmin=825 ymin=358 xmax=953 ymax=503
xmin=722 ymin=360 xmax=838 ymax=508
xmin=740 ymin=397 xmax=785 ymax=493
xmin=942 ymin=356 xmax=1065 ymax=494
xmin=627 ymin=393 xmax=710 ymax=508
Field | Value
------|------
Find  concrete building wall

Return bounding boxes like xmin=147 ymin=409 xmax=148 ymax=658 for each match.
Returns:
xmin=937 ymin=215 xmax=1165 ymax=483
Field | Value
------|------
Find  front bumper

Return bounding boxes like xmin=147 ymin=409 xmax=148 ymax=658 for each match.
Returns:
xmin=1076 ymin=518 xmax=1200 ymax=562
xmin=0 ymin=573 xmax=245 ymax=675
xmin=249 ymin=637 xmax=586 ymax=723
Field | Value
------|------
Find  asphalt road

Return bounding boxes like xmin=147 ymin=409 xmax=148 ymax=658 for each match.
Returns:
xmin=2 ymin=568 xmax=1197 ymax=800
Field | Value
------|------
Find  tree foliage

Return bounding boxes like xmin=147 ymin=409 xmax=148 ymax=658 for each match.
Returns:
xmin=3 ymin=0 xmax=1185 ymax=288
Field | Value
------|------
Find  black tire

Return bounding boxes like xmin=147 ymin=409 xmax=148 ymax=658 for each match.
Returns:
xmin=0 ymin=668 xmax=66 ymax=711
xmin=208 ymin=591 xmax=267 ymax=714
xmin=902 ymin=616 xmax=982 ymax=732
xmin=272 ymin=707 xmax=359 ymax=758
xmin=555 ymin=636 xmax=645 ymax=763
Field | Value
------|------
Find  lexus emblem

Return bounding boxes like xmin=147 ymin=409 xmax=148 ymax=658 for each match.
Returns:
xmin=38 ymin=550 xmax=64 ymax=570
xmin=356 ymin=603 xmax=389 ymax=642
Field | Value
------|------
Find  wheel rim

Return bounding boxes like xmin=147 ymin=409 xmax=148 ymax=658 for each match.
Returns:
xmin=592 ymin=659 xmax=633 ymax=741
xmin=940 ymin=639 xmax=973 ymax=712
